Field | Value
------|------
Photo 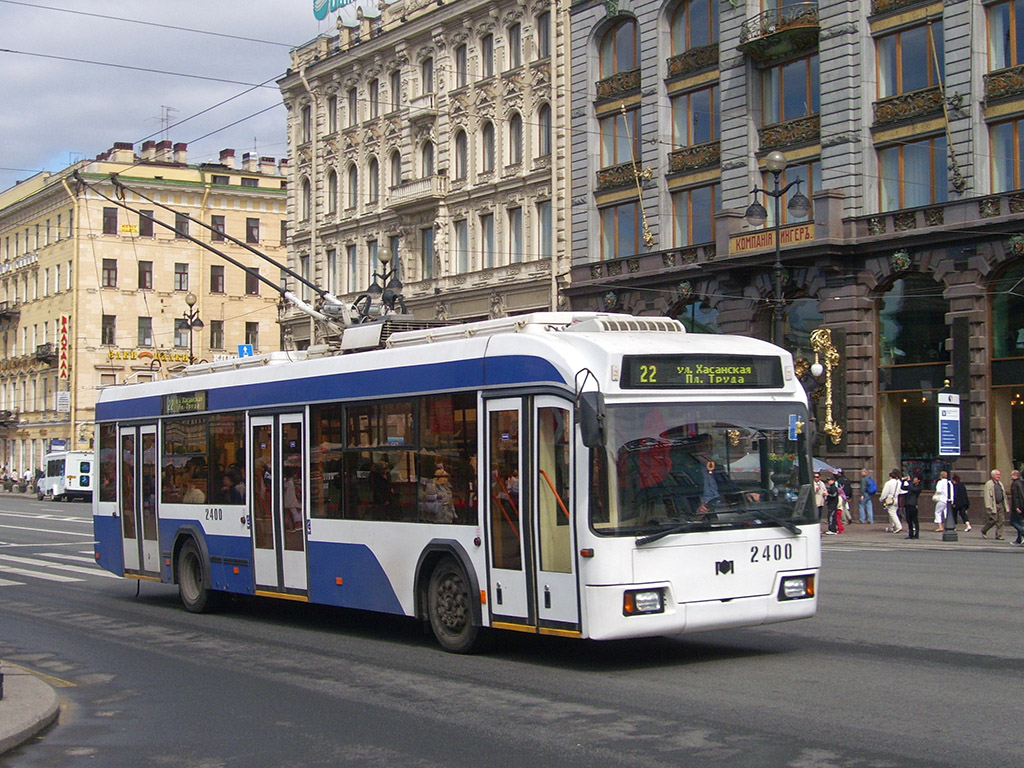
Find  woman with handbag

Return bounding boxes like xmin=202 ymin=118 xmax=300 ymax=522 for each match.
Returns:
xmin=880 ymin=469 xmax=903 ymax=534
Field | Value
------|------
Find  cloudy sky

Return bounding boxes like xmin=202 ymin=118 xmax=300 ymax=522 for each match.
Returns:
xmin=0 ymin=0 xmax=373 ymax=192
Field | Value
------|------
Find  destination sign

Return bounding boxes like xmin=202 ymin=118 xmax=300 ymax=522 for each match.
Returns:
xmin=163 ymin=390 xmax=208 ymax=415
xmin=621 ymin=355 xmax=783 ymax=389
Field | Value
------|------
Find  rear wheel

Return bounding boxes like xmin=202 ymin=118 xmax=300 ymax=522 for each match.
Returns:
xmin=177 ymin=538 xmax=216 ymax=613
xmin=427 ymin=556 xmax=481 ymax=653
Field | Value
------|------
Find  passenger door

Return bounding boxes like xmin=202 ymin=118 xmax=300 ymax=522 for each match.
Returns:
xmin=484 ymin=396 xmax=580 ymax=634
xmin=119 ymin=424 xmax=159 ymax=575
xmin=249 ymin=413 xmax=308 ymax=596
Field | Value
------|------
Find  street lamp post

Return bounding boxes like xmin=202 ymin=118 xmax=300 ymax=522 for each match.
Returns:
xmin=352 ymin=249 xmax=406 ymax=323
xmin=744 ymin=150 xmax=812 ymax=347
xmin=180 ymin=291 xmax=204 ymax=365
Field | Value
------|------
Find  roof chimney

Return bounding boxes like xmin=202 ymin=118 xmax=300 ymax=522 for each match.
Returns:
xmin=155 ymin=140 xmax=172 ymax=162
xmin=219 ymin=148 xmax=236 ymax=169
xmin=109 ymin=142 xmax=135 ymax=164
xmin=260 ymin=156 xmax=276 ymax=175
xmin=242 ymin=152 xmax=258 ymax=172
xmin=173 ymin=142 xmax=188 ymax=165
xmin=141 ymin=141 xmax=157 ymax=161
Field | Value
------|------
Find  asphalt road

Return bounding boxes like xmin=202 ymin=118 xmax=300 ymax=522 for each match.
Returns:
xmin=1 ymin=495 xmax=1022 ymax=767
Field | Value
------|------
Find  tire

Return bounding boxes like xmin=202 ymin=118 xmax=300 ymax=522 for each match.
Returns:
xmin=427 ymin=556 xmax=481 ymax=654
xmin=177 ymin=538 xmax=216 ymax=613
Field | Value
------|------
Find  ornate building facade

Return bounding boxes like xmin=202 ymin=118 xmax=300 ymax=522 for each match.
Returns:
xmin=568 ymin=0 xmax=1024 ymax=488
xmin=0 ymin=142 xmax=286 ymax=472
xmin=278 ymin=0 xmax=569 ymax=346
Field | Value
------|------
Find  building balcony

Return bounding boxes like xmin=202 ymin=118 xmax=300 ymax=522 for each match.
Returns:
xmin=388 ymin=174 xmax=447 ymax=210
xmin=596 ymin=68 xmax=641 ymax=102
xmin=0 ymin=301 xmax=19 ymax=321
xmin=758 ymin=114 xmax=821 ymax=152
xmin=408 ymin=93 xmax=438 ymax=124
xmin=35 ymin=343 xmax=56 ymax=363
xmin=596 ymin=161 xmax=643 ymax=192
xmin=668 ymin=141 xmax=720 ymax=174
xmin=738 ymin=3 xmax=819 ymax=64
xmin=872 ymin=86 xmax=944 ymax=127
xmin=667 ymin=43 xmax=719 ymax=79
xmin=985 ymin=64 xmax=1024 ymax=103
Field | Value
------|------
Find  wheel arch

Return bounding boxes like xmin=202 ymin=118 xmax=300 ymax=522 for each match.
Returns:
xmin=171 ymin=524 xmax=211 ymax=588
xmin=414 ymin=539 xmax=483 ymax=627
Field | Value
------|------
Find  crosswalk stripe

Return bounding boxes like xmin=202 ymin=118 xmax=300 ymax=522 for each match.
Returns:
xmin=0 ymin=577 xmax=26 ymax=587
xmin=0 ymin=564 xmax=80 ymax=582
xmin=41 ymin=553 xmax=98 ymax=565
xmin=0 ymin=554 xmax=120 ymax=579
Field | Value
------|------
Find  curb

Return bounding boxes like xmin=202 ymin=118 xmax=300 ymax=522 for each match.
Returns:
xmin=0 ymin=670 xmax=60 ymax=755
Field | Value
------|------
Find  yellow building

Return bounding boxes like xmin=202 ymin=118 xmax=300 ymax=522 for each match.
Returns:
xmin=0 ymin=141 xmax=288 ymax=474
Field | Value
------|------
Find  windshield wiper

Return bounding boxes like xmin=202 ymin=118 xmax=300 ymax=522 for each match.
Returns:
xmin=636 ymin=520 xmax=709 ymax=546
xmin=745 ymin=509 xmax=801 ymax=535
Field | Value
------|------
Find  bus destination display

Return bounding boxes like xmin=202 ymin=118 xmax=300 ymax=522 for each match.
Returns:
xmin=622 ymin=355 xmax=783 ymax=389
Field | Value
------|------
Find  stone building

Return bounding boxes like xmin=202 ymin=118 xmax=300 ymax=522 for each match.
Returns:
xmin=278 ymin=0 xmax=569 ymax=347
xmin=0 ymin=141 xmax=287 ymax=472
xmin=567 ymin=0 xmax=1024 ymax=487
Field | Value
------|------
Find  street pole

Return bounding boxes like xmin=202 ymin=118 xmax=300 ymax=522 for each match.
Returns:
xmin=744 ymin=151 xmax=811 ymax=349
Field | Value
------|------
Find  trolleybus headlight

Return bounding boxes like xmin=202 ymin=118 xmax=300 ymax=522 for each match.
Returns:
xmin=778 ymin=575 xmax=815 ymax=601
xmin=623 ymin=588 xmax=665 ymax=616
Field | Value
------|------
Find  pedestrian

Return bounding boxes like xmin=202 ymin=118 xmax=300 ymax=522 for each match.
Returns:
xmin=813 ymin=472 xmax=827 ymax=526
xmin=859 ymin=468 xmax=877 ymax=524
xmin=879 ymin=468 xmax=903 ymax=533
xmin=981 ymin=469 xmax=1007 ymax=540
xmin=903 ymin=474 xmax=923 ymax=539
xmin=836 ymin=468 xmax=853 ymax=523
xmin=951 ymin=473 xmax=971 ymax=532
xmin=932 ymin=470 xmax=954 ymax=531
xmin=824 ymin=475 xmax=839 ymax=535
xmin=1009 ymin=469 xmax=1024 ymax=546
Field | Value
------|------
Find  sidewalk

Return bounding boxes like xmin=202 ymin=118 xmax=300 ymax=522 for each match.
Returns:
xmin=0 ymin=664 xmax=60 ymax=756
xmin=822 ymin=519 xmax=1023 ymax=549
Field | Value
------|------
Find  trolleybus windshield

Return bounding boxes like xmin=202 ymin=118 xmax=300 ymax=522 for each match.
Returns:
xmin=590 ymin=402 xmax=816 ymax=536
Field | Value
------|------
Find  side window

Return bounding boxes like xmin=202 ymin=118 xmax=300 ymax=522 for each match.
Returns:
xmin=161 ymin=417 xmax=209 ymax=504
xmin=99 ymin=424 xmax=117 ymax=501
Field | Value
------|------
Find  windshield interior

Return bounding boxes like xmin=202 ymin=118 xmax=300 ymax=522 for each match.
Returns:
xmin=590 ymin=402 xmax=816 ymax=536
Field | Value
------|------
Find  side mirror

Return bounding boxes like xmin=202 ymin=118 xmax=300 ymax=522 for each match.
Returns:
xmin=577 ymin=391 xmax=606 ymax=449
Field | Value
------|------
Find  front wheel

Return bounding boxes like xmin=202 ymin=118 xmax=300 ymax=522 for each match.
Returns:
xmin=177 ymin=538 xmax=217 ymax=613
xmin=427 ymin=557 xmax=481 ymax=653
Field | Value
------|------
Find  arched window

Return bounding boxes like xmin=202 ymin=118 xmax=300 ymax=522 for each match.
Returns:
xmin=390 ymin=151 xmax=403 ymax=188
xmin=481 ymin=121 xmax=495 ymax=172
xmin=599 ymin=18 xmax=638 ymax=78
xmin=422 ymin=141 xmax=435 ymax=177
xmin=347 ymin=164 xmax=358 ymax=209
xmin=300 ymin=177 xmax=312 ymax=221
xmin=455 ymin=130 xmax=468 ymax=179
xmin=368 ymin=157 xmax=379 ymax=203
xmin=327 ymin=170 xmax=338 ymax=214
xmin=670 ymin=0 xmax=718 ymax=55
xmin=537 ymin=104 xmax=552 ymax=157
xmin=509 ymin=112 xmax=523 ymax=165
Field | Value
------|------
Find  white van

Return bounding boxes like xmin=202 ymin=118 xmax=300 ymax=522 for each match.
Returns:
xmin=38 ymin=450 xmax=94 ymax=502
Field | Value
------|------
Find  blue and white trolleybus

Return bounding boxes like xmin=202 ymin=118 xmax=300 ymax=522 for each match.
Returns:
xmin=92 ymin=313 xmax=819 ymax=652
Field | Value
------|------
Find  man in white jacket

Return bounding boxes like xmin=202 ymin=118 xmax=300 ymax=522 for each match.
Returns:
xmin=933 ymin=470 xmax=954 ymax=532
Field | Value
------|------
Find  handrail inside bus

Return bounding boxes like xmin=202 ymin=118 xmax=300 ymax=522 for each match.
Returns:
xmin=538 ymin=469 xmax=570 ymax=522
xmin=491 ymin=473 xmax=521 ymax=539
